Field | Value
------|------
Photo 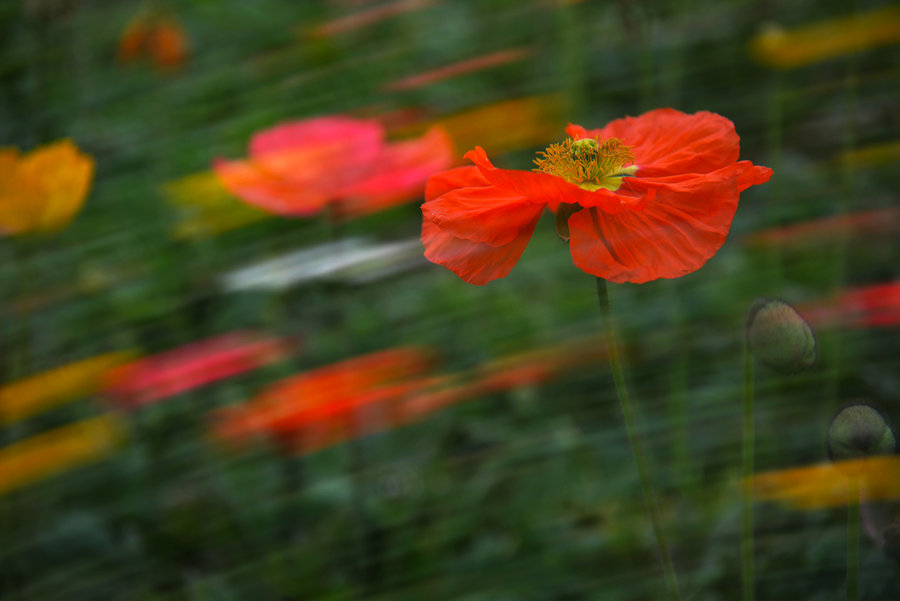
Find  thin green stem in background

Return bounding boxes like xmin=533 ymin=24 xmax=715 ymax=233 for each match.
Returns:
xmin=847 ymin=477 xmax=860 ymax=601
xmin=742 ymin=343 xmax=755 ymax=601
xmin=595 ymin=278 xmax=681 ymax=601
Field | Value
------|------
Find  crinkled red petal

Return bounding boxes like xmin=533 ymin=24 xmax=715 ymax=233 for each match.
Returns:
xmin=421 ymin=215 xmax=542 ymax=285
xmin=568 ymin=161 xmax=772 ymax=283
xmin=580 ymin=109 xmax=741 ymax=178
xmin=422 ymin=164 xmax=541 ymax=246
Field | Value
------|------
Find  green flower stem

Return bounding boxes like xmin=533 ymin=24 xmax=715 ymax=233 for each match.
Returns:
xmin=847 ymin=477 xmax=860 ymax=601
xmin=742 ymin=342 xmax=755 ymax=601
xmin=596 ymin=278 xmax=681 ymax=601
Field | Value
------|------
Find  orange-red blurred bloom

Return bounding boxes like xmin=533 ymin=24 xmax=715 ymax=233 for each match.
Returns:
xmin=212 ymin=347 xmax=436 ymax=452
xmin=0 ymin=415 xmax=125 ymax=497
xmin=118 ymin=13 xmax=188 ymax=71
xmin=0 ymin=139 xmax=94 ymax=235
xmin=215 ymin=116 xmax=454 ymax=220
xmin=421 ymin=109 xmax=772 ymax=285
xmin=103 ymin=332 xmax=292 ymax=408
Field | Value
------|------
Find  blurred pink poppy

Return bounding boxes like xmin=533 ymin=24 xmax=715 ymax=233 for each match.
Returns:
xmin=214 ymin=116 xmax=454 ymax=220
xmin=800 ymin=282 xmax=900 ymax=329
xmin=103 ymin=332 xmax=293 ymax=408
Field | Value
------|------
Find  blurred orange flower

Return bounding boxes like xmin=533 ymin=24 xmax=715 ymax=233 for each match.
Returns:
xmin=0 ymin=139 xmax=94 ymax=235
xmin=0 ymin=415 xmax=125 ymax=497
xmin=750 ymin=6 xmax=900 ymax=69
xmin=0 ymin=352 xmax=135 ymax=425
xmin=118 ymin=12 xmax=188 ymax=71
xmin=214 ymin=116 xmax=454 ymax=220
xmin=748 ymin=456 xmax=900 ymax=509
xmin=103 ymin=332 xmax=293 ymax=409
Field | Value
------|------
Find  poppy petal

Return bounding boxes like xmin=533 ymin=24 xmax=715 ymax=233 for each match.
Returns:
xmin=568 ymin=161 xmax=772 ymax=283
xmin=213 ymin=158 xmax=330 ymax=216
xmin=338 ymin=126 xmax=455 ymax=216
xmin=589 ymin=109 xmax=742 ymax=178
xmin=464 ymin=146 xmax=630 ymax=212
xmin=422 ymin=164 xmax=540 ymax=246
xmin=422 ymin=216 xmax=542 ymax=285
xmin=250 ymin=116 xmax=383 ymax=158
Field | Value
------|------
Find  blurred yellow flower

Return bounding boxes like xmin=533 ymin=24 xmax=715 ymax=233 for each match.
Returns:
xmin=0 ymin=352 xmax=136 ymax=425
xmin=750 ymin=6 xmax=900 ymax=69
xmin=164 ymin=171 xmax=270 ymax=239
xmin=0 ymin=139 xmax=94 ymax=235
xmin=0 ymin=415 xmax=125 ymax=497
xmin=747 ymin=455 xmax=900 ymax=509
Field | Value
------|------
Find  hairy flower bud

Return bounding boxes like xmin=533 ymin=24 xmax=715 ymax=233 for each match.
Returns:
xmin=746 ymin=299 xmax=816 ymax=372
xmin=827 ymin=403 xmax=896 ymax=462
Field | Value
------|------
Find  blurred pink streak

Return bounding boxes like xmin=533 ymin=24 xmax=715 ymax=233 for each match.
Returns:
xmin=312 ymin=0 xmax=433 ymax=38
xmin=384 ymin=48 xmax=531 ymax=92
xmin=104 ymin=332 xmax=293 ymax=408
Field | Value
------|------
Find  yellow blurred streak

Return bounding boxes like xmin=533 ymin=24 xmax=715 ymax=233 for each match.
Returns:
xmin=750 ymin=6 xmax=900 ymax=69
xmin=747 ymin=455 xmax=900 ymax=509
xmin=838 ymin=140 xmax=900 ymax=168
xmin=0 ymin=352 xmax=136 ymax=425
xmin=0 ymin=140 xmax=94 ymax=235
xmin=164 ymin=171 xmax=270 ymax=239
xmin=0 ymin=415 xmax=125 ymax=497
xmin=392 ymin=95 xmax=564 ymax=157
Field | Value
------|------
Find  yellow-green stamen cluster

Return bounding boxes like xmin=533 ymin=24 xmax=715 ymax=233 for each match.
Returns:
xmin=534 ymin=136 xmax=637 ymax=192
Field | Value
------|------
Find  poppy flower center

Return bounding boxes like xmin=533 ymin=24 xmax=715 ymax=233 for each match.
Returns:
xmin=534 ymin=137 xmax=637 ymax=192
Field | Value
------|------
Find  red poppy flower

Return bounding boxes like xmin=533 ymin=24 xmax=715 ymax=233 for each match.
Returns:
xmin=214 ymin=116 xmax=454 ymax=220
xmin=421 ymin=108 xmax=773 ymax=285
xmin=118 ymin=13 xmax=188 ymax=71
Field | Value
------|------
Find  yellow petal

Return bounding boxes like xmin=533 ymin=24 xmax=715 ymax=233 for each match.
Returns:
xmin=0 ymin=352 xmax=137 ymax=425
xmin=0 ymin=415 xmax=125 ymax=497
xmin=0 ymin=147 xmax=44 ymax=235
xmin=17 ymin=139 xmax=95 ymax=233
xmin=747 ymin=456 xmax=900 ymax=509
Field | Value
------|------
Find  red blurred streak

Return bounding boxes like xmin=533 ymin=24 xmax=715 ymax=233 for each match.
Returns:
xmin=384 ymin=48 xmax=532 ymax=92
xmin=312 ymin=0 xmax=432 ymax=38
xmin=800 ymin=281 xmax=900 ymax=329
xmin=745 ymin=207 xmax=900 ymax=246
xmin=104 ymin=332 xmax=293 ymax=408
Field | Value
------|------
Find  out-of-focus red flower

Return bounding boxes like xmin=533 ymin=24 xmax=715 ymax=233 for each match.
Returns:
xmin=211 ymin=347 xmax=436 ymax=451
xmin=745 ymin=208 xmax=900 ymax=247
xmin=214 ymin=116 xmax=454 ymax=220
xmin=421 ymin=108 xmax=773 ymax=285
xmin=103 ymin=332 xmax=293 ymax=409
xmin=213 ymin=337 xmax=615 ymax=455
xmin=800 ymin=282 xmax=900 ymax=329
xmin=118 ymin=13 xmax=188 ymax=71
